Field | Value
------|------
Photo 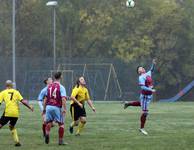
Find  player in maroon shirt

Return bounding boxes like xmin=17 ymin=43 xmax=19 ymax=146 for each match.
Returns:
xmin=43 ymin=72 xmax=67 ymax=145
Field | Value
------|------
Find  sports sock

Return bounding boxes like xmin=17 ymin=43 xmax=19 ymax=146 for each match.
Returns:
xmin=11 ymin=128 xmax=19 ymax=143
xmin=140 ymin=113 xmax=147 ymax=128
xmin=45 ymin=123 xmax=51 ymax=135
xmin=58 ymin=127 xmax=64 ymax=140
xmin=42 ymin=123 xmax=46 ymax=136
xmin=129 ymin=101 xmax=141 ymax=106
xmin=70 ymin=121 xmax=76 ymax=127
xmin=76 ymin=122 xmax=85 ymax=134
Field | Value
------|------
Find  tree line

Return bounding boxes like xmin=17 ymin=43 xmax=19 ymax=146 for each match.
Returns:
xmin=0 ymin=0 xmax=194 ymax=99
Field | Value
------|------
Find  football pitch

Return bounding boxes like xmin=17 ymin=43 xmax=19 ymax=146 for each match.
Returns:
xmin=0 ymin=102 xmax=194 ymax=150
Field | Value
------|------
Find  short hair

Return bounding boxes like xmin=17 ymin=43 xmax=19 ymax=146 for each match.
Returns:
xmin=54 ymin=72 xmax=62 ymax=80
xmin=43 ymin=78 xmax=48 ymax=85
xmin=136 ymin=66 xmax=142 ymax=74
xmin=5 ymin=80 xmax=13 ymax=87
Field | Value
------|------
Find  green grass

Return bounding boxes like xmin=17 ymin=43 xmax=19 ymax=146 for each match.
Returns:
xmin=0 ymin=102 xmax=194 ymax=150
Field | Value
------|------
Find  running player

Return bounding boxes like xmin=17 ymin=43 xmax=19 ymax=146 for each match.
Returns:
xmin=0 ymin=80 xmax=34 ymax=146
xmin=37 ymin=77 xmax=52 ymax=137
xmin=43 ymin=72 xmax=67 ymax=145
xmin=124 ymin=59 xmax=156 ymax=135
xmin=69 ymin=76 xmax=96 ymax=136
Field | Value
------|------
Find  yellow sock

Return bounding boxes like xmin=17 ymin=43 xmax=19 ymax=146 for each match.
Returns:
xmin=76 ymin=122 xmax=85 ymax=135
xmin=70 ymin=121 xmax=76 ymax=127
xmin=11 ymin=128 xmax=19 ymax=143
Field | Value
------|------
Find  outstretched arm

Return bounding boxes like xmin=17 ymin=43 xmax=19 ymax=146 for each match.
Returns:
xmin=87 ymin=100 xmax=96 ymax=112
xmin=21 ymin=99 xmax=34 ymax=112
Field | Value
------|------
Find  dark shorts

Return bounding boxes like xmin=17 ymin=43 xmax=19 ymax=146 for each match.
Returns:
xmin=70 ymin=103 xmax=86 ymax=121
xmin=0 ymin=115 xmax=18 ymax=127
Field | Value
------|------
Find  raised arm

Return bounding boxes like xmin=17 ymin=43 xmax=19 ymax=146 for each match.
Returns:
xmin=150 ymin=59 xmax=156 ymax=72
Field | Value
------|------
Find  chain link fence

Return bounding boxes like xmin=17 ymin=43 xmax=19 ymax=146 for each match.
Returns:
xmin=0 ymin=56 xmax=193 ymax=101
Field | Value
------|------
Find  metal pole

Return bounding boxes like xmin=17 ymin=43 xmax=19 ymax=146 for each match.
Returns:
xmin=12 ymin=0 xmax=16 ymax=88
xmin=53 ymin=7 xmax=56 ymax=70
xmin=104 ymin=64 xmax=112 ymax=100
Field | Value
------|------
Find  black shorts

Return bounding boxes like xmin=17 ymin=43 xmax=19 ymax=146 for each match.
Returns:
xmin=70 ymin=103 xmax=86 ymax=121
xmin=0 ymin=115 xmax=18 ymax=127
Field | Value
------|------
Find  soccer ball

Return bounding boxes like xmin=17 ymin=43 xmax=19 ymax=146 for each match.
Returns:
xmin=126 ymin=0 xmax=135 ymax=8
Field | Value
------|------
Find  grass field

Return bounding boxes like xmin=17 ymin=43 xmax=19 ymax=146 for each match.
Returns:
xmin=0 ymin=102 xmax=194 ymax=150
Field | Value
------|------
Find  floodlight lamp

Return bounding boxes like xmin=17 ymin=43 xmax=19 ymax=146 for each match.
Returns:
xmin=46 ymin=1 xmax=58 ymax=6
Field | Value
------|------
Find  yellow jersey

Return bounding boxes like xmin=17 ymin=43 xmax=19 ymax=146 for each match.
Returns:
xmin=70 ymin=85 xmax=90 ymax=105
xmin=0 ymin=89 xmax=23 ymax=117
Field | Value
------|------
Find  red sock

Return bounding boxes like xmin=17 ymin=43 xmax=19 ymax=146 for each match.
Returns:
xmin=129 ymin=101 xmax=141 ymax=106
xmin=58 ymin=127 xmax=64 ymax=140
xmin=45 ymin=123 xmax=51 ymax=135
xmin=140 ymin=114 xmax=147 ymax=128
xmin=42 ymin=123 xmax=46 ymax=136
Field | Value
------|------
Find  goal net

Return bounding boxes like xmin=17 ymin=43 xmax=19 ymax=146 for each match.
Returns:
xmin=56 ymin=63 xmax=122 ymax=101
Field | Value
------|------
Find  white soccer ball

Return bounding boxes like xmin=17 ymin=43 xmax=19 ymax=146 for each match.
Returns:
xmin=126 ymin=0 xmax=135 ymax=8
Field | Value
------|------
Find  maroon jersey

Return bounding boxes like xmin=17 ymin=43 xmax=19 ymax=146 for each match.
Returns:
xmin=46 ymin=82 xmax=62 ymax=107
xmin=145 ymin=76 xmax=153 ymax=87
xmin=139 ymin=71 xmax=154 ymax=95
xmin=141 ymin=75 xmax=153 ymax=95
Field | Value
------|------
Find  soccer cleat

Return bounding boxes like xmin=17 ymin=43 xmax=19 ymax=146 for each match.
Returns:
xmin=51 ymin=122 xmax=55 ymax=128
xmin=69 ymin=126 xmax=73 ymax=134
xmin=58 ymin=140 xmax=68 ymax=145
xmin=75 ymin=133 xmax=80 ymax=136
xmin=123 ymin=101 xmax=129 ymax=109
xmin=15 ymin=142 xmax=21 ymax=147
xmin=45 ymin=134 xmax=50 ymax=144
xmin=139 ymin=128 xmax=148 ymax=135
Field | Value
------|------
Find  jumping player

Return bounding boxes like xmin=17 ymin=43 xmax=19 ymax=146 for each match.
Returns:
xmin=0 ymin=80 xmax=34 ymax=146
xmin=43 ymin=72 xmax=67 ymax=145
xmin=37 ymin=77 xmax=53 ymax=137
xmin=124 ymin=59 xmax=156 ymax=135
xmin=69 ymin=76 xmax=96 ymax=136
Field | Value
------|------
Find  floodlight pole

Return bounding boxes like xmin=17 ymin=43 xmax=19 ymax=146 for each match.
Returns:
xmin=46 ymin=1 xmax=58 ymax=70
xmin=53 ymin=7 xmax=56 ymax=70
xmin=12 ymin=0 xmax=16 ymax=88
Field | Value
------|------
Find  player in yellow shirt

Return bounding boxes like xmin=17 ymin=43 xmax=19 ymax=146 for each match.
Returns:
xmin=69 ymin=76 xmax=96 ymax=136
xmin=0 ymin=80 xmax=34 ymax=146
